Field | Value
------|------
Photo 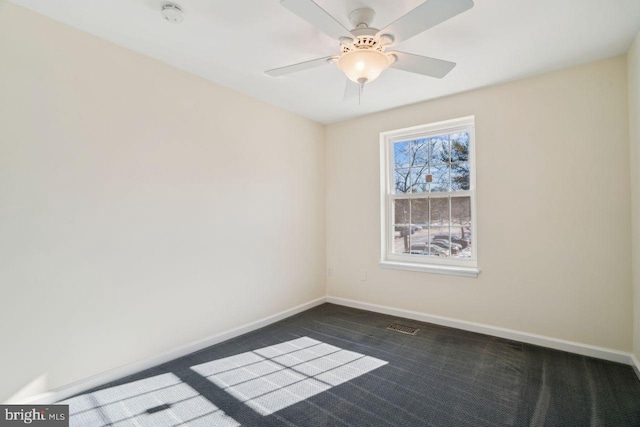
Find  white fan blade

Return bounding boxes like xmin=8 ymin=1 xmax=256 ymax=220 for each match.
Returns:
xmin=379 ymin=0 xmax=473 ymax=45
xmin=390 ymin=52 xmax=456 ymax=78
xmin=280 ymin=0 xmax=352 ymax=40
xmin=265 ymin=56 xmax=334 ymax=77
xmin=343 ymin=79 xmax=360 ymax=101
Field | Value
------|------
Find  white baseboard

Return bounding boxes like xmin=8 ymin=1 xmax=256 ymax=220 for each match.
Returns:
xmin=326 ymin=296 xmax=634 ymax=366
xmin=631 ymin=355 xmax=640 ymax=381
xmin=5 ymin=374 xmax=49 ymax=404
xmin=20 ymin=296 xmax=327 ymax=405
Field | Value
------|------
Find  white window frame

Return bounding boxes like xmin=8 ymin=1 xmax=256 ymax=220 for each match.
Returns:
xmin=379 ymin=116 xmax=479 ymax=277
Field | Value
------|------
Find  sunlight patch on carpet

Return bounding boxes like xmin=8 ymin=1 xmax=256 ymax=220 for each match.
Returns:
xmin=190 ymin=337 xmax=387 ymax=416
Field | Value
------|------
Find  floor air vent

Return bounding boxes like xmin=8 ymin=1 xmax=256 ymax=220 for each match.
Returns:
xmin=387 ymin=323 xmax=419 ymax=335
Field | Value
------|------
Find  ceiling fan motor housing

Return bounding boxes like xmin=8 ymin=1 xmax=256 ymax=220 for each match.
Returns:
xmin=341 ymin=36 xmax=383 ymax=54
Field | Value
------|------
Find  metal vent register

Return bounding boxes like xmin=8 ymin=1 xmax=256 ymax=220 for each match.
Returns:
xmin=387 ymin=323 xmax=419 ymax=335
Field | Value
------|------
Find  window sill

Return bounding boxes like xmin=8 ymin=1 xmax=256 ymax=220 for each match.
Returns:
xmin=379 ymin=261 xmax=479 ymax=278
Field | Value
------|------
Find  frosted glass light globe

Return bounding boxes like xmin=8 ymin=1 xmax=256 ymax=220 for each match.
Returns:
xmin=337 ymin=49 xmax=392 ymax=84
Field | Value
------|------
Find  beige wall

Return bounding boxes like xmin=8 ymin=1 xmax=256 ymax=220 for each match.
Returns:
xmin=0 ymin=3 xmax=325 ymax=401
xmin=630 ymin=32 xmax=640 ymax=360
xmin=326 ymin=56 xmax=632 ymax=351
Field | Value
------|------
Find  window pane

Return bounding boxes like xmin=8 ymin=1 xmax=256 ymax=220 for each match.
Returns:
xmin=394 ymin=169 xmax=411 ymax=194
xmin=410 ymin=198 xmax=429 ymax=226
xmin=429 ymin=198 xmax=450 ymax=257
xmin=429 ymin=164 xmax=450 ymax=192
xmin=430 ymin=136 xmax=450 ymax=165
xmin=410 ymin=139 xmax=429 ymax=166
xmin=393 ymin=199 xmax=411 ymax=254
xmin=410 ymin=167 xmax=430 ymax=193
xmin=393 ymin=141 xmax=411 ymax=168
xmin=451 ymin=163 xmax=470 ymax=191
xmin=393 ymin=199 xmax=410 ymax=225
xmin=451 ymin=196 xmax=472 ymax=259
xmin=450 ymin=132 xmax=469 ymax=162
xmin=409 ymin=198 xmax=430 ymax=256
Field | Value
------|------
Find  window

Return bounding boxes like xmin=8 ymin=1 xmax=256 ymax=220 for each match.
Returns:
xmin=379 ymin=116 xmax=478 ymax=277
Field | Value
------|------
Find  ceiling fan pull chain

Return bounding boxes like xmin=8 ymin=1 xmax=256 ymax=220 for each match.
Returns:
xmin=358 ymin=78 xmax=366 ymax=105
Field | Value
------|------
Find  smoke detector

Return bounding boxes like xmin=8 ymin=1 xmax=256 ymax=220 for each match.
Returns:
xmin=161 ymin=3 xmax=184 ymax=24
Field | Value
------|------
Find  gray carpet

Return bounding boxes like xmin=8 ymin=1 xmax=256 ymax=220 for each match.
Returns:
xmin=61 ymin=303 xmax=640 ymax=426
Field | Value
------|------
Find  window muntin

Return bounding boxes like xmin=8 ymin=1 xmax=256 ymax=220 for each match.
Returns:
xmin=381 ymin=117 xmax=476 ymax=272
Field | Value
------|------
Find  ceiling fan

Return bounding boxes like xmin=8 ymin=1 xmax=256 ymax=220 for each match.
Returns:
xmin=266 ymin=0 xmax=474 ymax=100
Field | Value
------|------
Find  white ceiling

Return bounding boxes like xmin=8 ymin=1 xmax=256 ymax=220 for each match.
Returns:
xmin=8 ymin=0 xmax=640 ymax=124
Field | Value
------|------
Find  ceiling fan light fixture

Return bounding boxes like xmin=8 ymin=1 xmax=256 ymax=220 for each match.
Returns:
xmin=337 ymin=49 xmax=392 ymax=84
